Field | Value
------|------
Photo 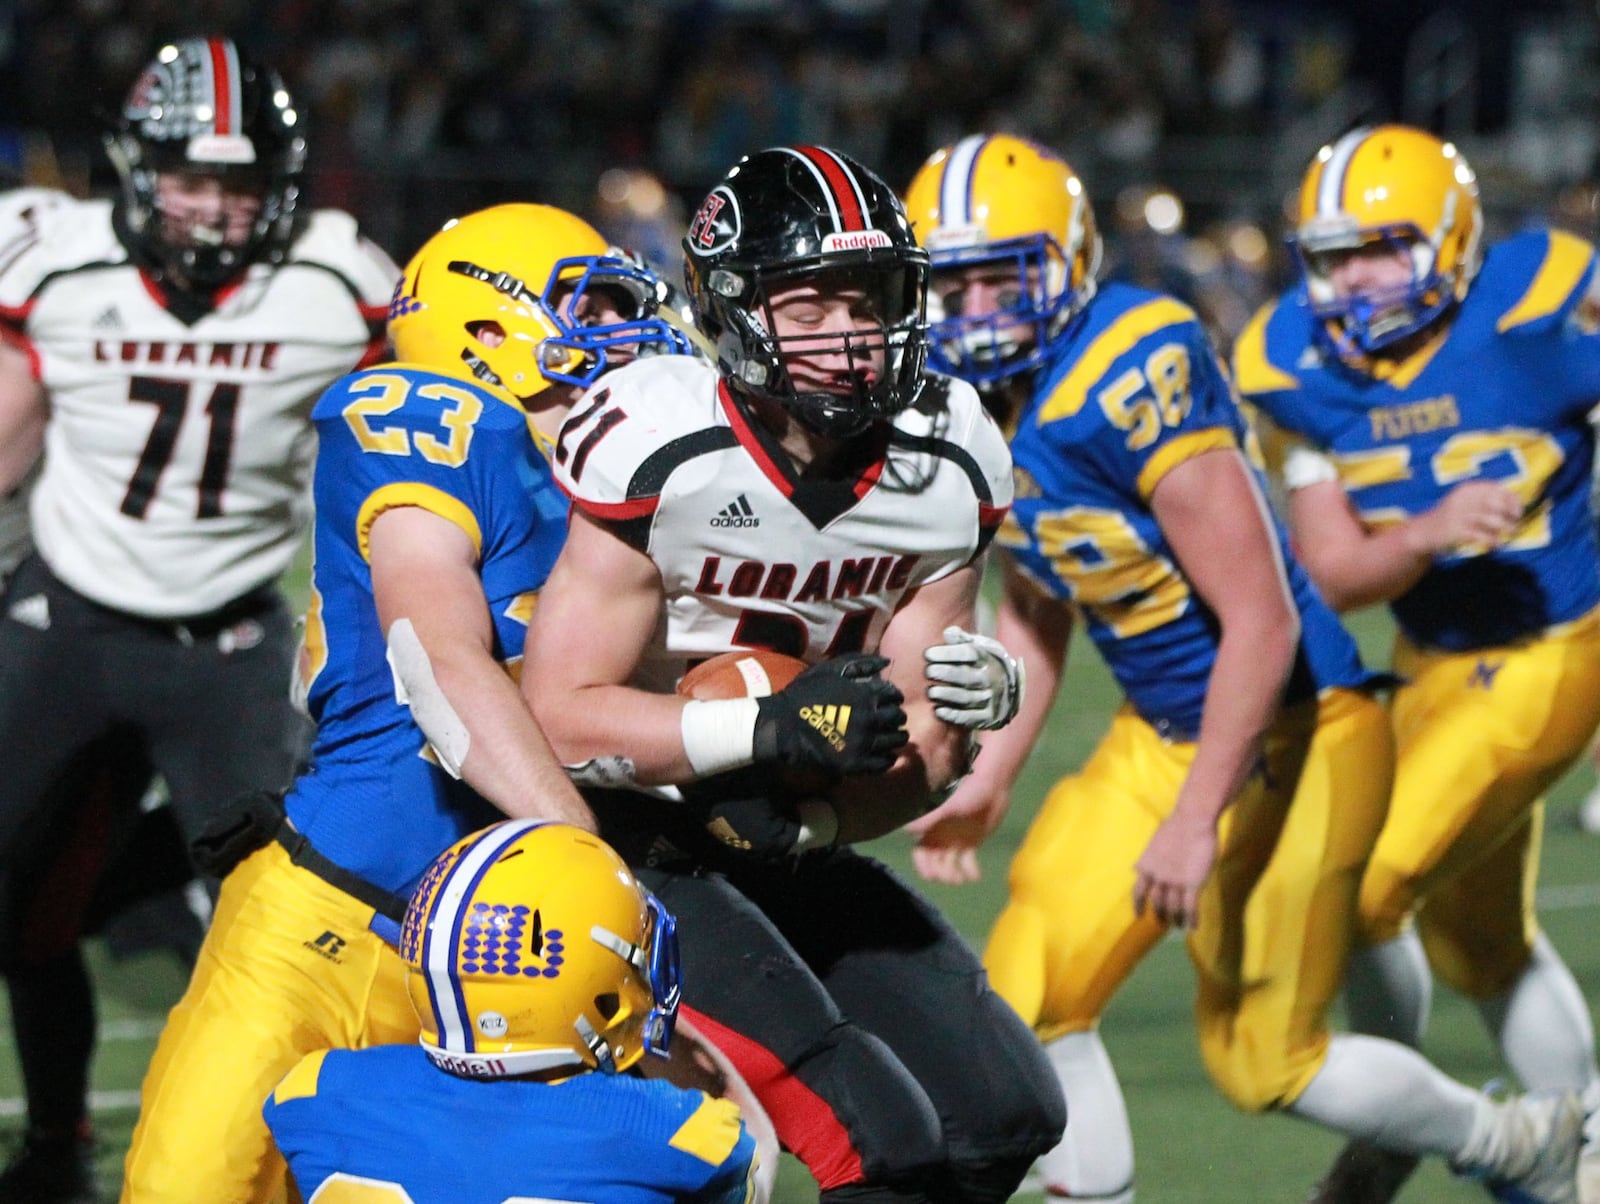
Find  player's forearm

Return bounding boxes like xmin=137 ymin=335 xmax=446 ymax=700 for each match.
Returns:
xmin=650 ymin=1015 xmax=778 ymax=1204
xmin=1177 ymin=620 xmax=1297 ymax=827
xmin=959 ymin=663 xmax=1055 ymax=802
xmin=1288 ymin=482 xmax=1433 ymax=611
xmin=0 ymin=357 xmax=45 ymax=497
xmin=1295 ymin=523 xmax=1433 ymax=612
xmin=530 ymin=682 xmax=704 ymax=786
xmin=422 ymin=644 xmax=597 ymax=831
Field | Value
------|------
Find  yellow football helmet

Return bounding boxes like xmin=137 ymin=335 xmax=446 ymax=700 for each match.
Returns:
xmin=1291 ymin=124 xmax=1482 ymax=354
xmin=903 ymin=133 xmax=1101 ymax=385
xmin=387 ymin=203 xmax=693 ymax=405
xmin=399 ymin=820 xmax=680 ymax=1079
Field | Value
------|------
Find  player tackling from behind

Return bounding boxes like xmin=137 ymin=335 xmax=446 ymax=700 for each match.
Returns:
xmin=121 ymin=201 xmax=693 ymax=1203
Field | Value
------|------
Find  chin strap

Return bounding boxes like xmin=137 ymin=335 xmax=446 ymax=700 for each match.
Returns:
xmin=573 ymin=1014 xmax=618 ymax=1074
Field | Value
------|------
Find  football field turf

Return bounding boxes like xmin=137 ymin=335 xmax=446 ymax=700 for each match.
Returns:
xmin=3 ymin=607 xmax=1597 ymax=1201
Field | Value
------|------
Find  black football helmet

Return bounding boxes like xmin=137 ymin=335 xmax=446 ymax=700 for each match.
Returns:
xmin=104 ymin=37 xmax=306 ymax=290
xmin=683 ymin=146 xmax=929 ymax=439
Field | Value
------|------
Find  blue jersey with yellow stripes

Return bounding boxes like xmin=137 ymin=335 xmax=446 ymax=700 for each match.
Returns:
xmin=1235 ymin=229 xmax=1600 ymax=651
xmin=264 ymin=1045 xmax=758 ymax=1204
xmin=286 ymin=363 xmax=568 ymax=896
xmin=1005 ymin=281 xmax=1372 ymax=737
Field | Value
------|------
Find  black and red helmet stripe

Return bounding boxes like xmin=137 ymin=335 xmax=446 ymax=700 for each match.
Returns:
xmin=779 ymin=146 xmax=871 ymax=234
xmin=204 ymin=37 xmax=239 ymax=136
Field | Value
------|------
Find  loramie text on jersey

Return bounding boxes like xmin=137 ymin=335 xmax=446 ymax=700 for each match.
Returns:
xmin=693 ymin=553 xmax=920 ymax=601
xmin=94 ymin=340 xmax=281 ymax=371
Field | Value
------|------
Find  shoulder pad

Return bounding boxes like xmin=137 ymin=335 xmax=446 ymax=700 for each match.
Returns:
xmin=0 ymin=189 xmax=70 ymax=242
xmin=913 ymin=373 xmax=1013 ymax=507
xmin=0 ymin=199 xmax=123 ymax=309
xmin=554 ymin=357 xmax=723 ymax=506
xmin=1232 ymin=298 xmax=1300 ymax=398
xmin=1485 ymin=228 xmax=1596 ymax=334
xmin=1037 ymin=289 xmax=1201 ymax=425
xmin=285 ymin=209 xmax=401 ymax=307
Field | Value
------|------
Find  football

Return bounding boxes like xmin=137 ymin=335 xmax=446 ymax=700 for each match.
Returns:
xmin=676 ymin=649 xmax=808 ymax=700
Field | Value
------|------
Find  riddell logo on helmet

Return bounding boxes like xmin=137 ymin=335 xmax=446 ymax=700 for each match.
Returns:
xmin=822 ymin=230 xmax=892 ymax=253
xmin=926 ymin=223 xmax=986 ymax=250
xmin=187 ymin=133 xmax=258 ymax=165
xmin=427 ymin=1052 xmax=507 ymax=1077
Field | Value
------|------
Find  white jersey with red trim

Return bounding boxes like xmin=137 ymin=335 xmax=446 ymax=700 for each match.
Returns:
xmin=0 ymin=188 xmax=70 ymax=582
xmin=554 ymin=355 xmax=1013 ymax=692
xmin=0 ymin=197 xmax=397 ymax=617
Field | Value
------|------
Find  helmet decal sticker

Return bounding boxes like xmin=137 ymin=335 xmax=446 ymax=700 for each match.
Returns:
xmin=687 ymin=186 xmax=740 ymax=254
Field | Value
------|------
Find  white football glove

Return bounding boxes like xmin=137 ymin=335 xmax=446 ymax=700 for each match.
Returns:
xmin=923 ymin=626 xmax=1025 ymax=731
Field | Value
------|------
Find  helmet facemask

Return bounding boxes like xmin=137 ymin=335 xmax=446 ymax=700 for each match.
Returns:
xmin=538 ymin=255 xmax=698 ymax=386
xmin=589 ymin=890 xmax=681 ymax=1063
xmin=1291 ymin=220 xmax=1463 ymax=357
xmin=924 ymin=232 xmax=1098 ymax=385
xmin=706 ymin=259 xmax=928 ymax=440
xmin=391 ymin=205 xmax=696 ymax=406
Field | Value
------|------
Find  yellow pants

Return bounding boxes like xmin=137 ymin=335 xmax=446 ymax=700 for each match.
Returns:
xmin=1361 ymin=608 xmax=1600 ymax=996
xmin=985 ymin=687 xmax=1392 ymax=1112
xmin=121 ymin=842 xmax=416 ymax=1204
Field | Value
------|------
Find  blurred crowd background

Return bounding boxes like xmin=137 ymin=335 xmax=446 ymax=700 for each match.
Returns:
xmin=3 ymin=0 xmax=1599 ymax=354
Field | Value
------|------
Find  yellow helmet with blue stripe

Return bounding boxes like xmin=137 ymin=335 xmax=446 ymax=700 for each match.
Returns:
xmin=388 ymin=203 xmax=693 ymax=405
xmin=400 ymin=820 xmax=680 ymax=1080
xmin=904 ymin=133 xmax=1101 ymax=385
xmin=1291 ymin=124 xmax=1482 ymax=355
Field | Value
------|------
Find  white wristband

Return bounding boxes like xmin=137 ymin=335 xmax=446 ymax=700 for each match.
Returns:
xmin=1281 ymin=444 xmax=1339 ymax=490
xmin=793 ymin=799 xmax=840 ymax=852
xmin=679 ymin=698 xmax=760 ymax=778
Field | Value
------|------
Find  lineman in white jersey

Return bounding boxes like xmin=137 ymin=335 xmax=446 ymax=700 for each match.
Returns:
xmin=526 ymin=146 xmax=1059 ymax=1204
xmin=0 ymin=38 xmax=396 ymax=1200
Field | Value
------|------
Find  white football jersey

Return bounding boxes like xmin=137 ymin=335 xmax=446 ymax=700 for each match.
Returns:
xmin=555 ymin=356 xmax=1013 ymax=692
xmin=0 ymin=198 xmax=398 ymax=617
xmin=0 ymin=188 xmax=71 ymax=581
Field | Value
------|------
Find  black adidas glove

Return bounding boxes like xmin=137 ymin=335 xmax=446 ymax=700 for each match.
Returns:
xmin=683 ymin=768 xmax=842 ymax=862
xmin=752 ymin=653 xmax=907 ymax=778
xmin=700 ymin=794 xmax=840 ymax=861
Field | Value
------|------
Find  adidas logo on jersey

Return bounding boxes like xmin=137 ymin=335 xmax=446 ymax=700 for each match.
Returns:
xmin=91 ymin=305 xmax=122 ymax=331
xmin=7 ymin=594 xmax=49 ymax=630
xmin=799 ymin=704 xmax=851 ymax=752
xmin=711 ymin=494 xmax=760 ymax=528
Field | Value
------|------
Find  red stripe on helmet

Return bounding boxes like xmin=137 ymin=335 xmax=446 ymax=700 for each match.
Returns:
xmin=794 ymin=146 xmax=866 ymax=231
xmin=207 ymin=38 xmax=233 ymax=134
